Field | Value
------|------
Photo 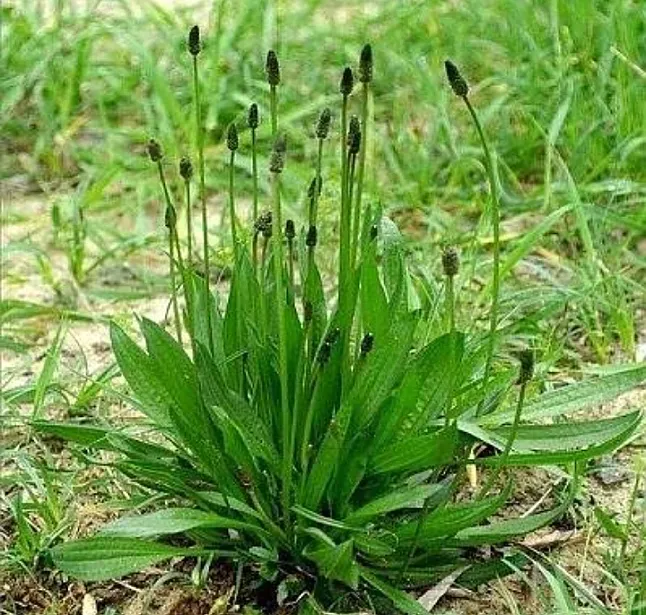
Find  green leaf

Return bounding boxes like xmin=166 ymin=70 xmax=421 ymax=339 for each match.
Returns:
xmin=594 ymin=507 xmax=627 ymax=540
xmin=306 ymin=539 xmax=360 ymax=589
xmin=379 ymin=217 xmax=406 ymax=310
xmin=360 ymin=243 xmax=389 ymax=342
xmin=396 ymin=486 xmax=510 ymax=544
xmin=100 ymin=508 xmax=263 ymax=539
xmin=195 ymin=344 xmax=280 ymax=471
xmin=361 ymin=569 xmax=430 ymax=615
xmin=292 ymin=505 xmax=364 ymax=532
xmin=491 ymin=411 xmax=641 ymax=451
xmin=477 ymin=412 xmax=640 ymax=466
xmin=345 ymin=484 xmax=446 ymax=524
xmin=33 ymin=322 xmax=66 ymax=419
xmin=484 ymin=363 xmax=646 ymax=424
xmin=376 ymin=332 xmax=464 ymax=448
xmin=32 ymin=421 xmax=178 ymax=460
xmin=110 ymin=322 xmax=173 ymax=426
xmin=51 ymin=537 xmax=215 ymax=581
xmin=448 ymin=502 xmax=568 ymax=546
xmin=140 ymin=317 xmax=200 ymax=417
xmin=369 ymin=424 xmax=457 ymax=476
xmin=303 ymin=316 xmax=416 ymax=510
xmin=349 ymin=314 xmax=417 ymax=430
xmin=303 ymin=260 xmax=328 ymax=354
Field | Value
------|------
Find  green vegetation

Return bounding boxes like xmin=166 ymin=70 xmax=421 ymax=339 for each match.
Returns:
xmin=2 ymin=1 xmax=645 ymax=613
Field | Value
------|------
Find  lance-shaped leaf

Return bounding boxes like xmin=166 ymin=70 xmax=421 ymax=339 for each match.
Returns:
xmin=51 ymin=537 xmax=224 ymax=581
xmin=100 ymin=507 xmax=266 ymax=539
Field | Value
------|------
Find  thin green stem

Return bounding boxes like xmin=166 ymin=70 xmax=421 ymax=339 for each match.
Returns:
xmin=193 ymin=54 xmax=214 ymax=357
xmin=479 ymin=380 xmax=527 ymax=499
xmin=156 ymin=162 xmax=173 ymax=215
xmin=270 ymin=85 xmax=278 ymax=137
xmin=313 ymin=139 xmax=323 ymax=224
xmin=304 ymin=140 xmax=324 ymax=368
xmin=307 ymin=139 xmax=324 ymax=270
xmin=399 ymin=466 xmax=462 ymax=583
xmin=348 ymin=152 xmax=359 ymax=268
xmin=271 ymin=172 xmax=291 ymax=534
xmin=251 ymin=127 xmax=259 ymax=270
xmin=168 ymin=230 xmax=183 ymax=345
xmin=287 ymin=236 xmax=295 ymax=293
xmin=155 ymin=161 xmax=184 ymax=344
xmin=338 ymin=96 xmax=353 ymax=392
xmin=446 ymin=275 xmax=455 ymax=333
xmin=338 ymin=95 xmax=350 ymax=305
xmin=353 ymin=81 xmax=369 ymax=264
xmin=184 ymin=179 xmax=193 ymax=265
xmin=252 ymin=231 xmax=259 ymax=277
xmin=463 ymin=97 xmax=500 ymax=416
xmin=228 ymin=150 xmax=238 ymax=252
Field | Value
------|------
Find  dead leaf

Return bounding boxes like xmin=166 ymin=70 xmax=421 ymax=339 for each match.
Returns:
xmin=466 ymin=446 xmax=478 ymax=490
xmin=82 ymin=593 xmax=98 ymax=615
xmin=417 ymin=566 xmax=470 ymax=611
xmin=520 ymin=529 xmax=577 ymax=549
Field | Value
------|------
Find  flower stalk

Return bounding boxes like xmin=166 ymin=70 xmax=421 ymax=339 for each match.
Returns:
xmin=338 ymin=67 xmax=354 ymax=305
xmin=189 ymin=25 xmax=214 ymax=356
xmin=148 ymin=139 xmax=183 ymax=344
xmin=248 ymin=103 xmax=260 ymax=269
xmin=442 ymin=246 xmax=459 ymax=333
xmin=227 ymin=122 xmax=239 ymax=255
xmin=445 ymin=59 xmax=501 ymax=415
xmin=354 ymin=44 xmax=372 ymax=261
xmin=269 ymin=135 xmax=292 ymax=532
xmin=479 ymin=349 xmax=534 ymax=498
xmin=179 ymin=157 xmax=194 ymax=265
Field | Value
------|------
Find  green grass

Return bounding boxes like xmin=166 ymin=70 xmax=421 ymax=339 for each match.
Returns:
xmin=3 ymin=0 xmax=645 ymax=362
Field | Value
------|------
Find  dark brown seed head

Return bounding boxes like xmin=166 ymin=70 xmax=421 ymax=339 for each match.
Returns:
xmin=340 ymin=67 xmax=354 ymax=96
xmin=227 ymin=123 xmax=238 ymax=151
xmin=347 ymin=115 xmax=361 ymax=154
xmin=188 ymin=25 xmax=201 ymax=56
xmin=359 ymin=43 xmax=373 ymax=83
xmin=442 ymin=246 xmax=460 ymax=277
xmin=266 ymin=50 xmax=280 ymax=86
xmin=254 ymin=211 xmax=273 ymax=237
xmin=164 ymin=205 xmax=177 ymax=230
xmin=445 ymin=60 xmax=469 ymax=98
xmin=285 ymin=219 xmax=295 ymax=240
xmin=147 ymin=138 xmax=163 ymax=162
xmin=269 ymin=134 xmax=286 ymax=173
xmin=315 ymin=108 xmax=332 ymax=139
xmin=306 ymin=225 xmax=318 ymax=247
xmin=179 ymin=157 xmax=193 ymax=180
xmin=308 ymin=176 xmax=322 ymax=200
xmin=517 ymin=349 xmax=535 ymax=385
xmin=360 ymin=332 xmax=374 ymax=355
xmin=247 ymin=103 xmax=259 ymax=129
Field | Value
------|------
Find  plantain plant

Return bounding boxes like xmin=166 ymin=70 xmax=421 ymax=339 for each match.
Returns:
xmin=35 ymin=28 xmax=645 ymax=615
